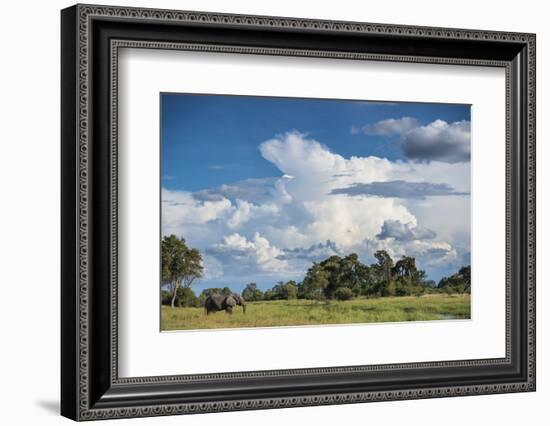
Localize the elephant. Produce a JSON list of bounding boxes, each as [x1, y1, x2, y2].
[[204, 293, 246, 315]]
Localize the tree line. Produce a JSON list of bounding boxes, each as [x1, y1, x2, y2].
[[161, 234, 471, 308], [241, 253, 470, 302]]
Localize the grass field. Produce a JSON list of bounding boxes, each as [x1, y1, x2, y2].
[[161, 294, 470, 331]]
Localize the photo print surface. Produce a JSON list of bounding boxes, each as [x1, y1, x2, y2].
[[160, 93, 471, 331]]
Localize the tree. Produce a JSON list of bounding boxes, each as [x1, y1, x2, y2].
[[393, 256, 417, 286], [373, 250, 395, 295], [264, 281, 298, 300], [358, 264, 379, 296], [161, 235, 203, 308], [437, 265, 471, 294], [374, 250, 394, 284], [306, 254, 367, 299], [281, 281, 298, 300], [242, 283, 263, 301], [458, 266, 471, 293], [316, 255, 343, 298], [301, 263, 329, 300], [338, 253, 368, 296], [263, 289, 277, 301]]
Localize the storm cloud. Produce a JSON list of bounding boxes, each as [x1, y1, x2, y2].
[[376, 220, 436, 241], [192, 177, 280, 203], [353, 117, 471, 163], [279, 240, 343, 261], [402, 119, 470, 163], [331, 180, 469, 200]]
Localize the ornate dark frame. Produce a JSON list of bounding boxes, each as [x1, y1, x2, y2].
[[61, 3, 536, 421]]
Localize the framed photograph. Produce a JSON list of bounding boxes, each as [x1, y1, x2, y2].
[[61, 4, 536, 421]]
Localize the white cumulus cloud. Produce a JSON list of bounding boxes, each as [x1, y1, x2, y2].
[[226, 199, 280, 229], [162, 188, 232, 236], [210, 232, 288, 273], [164, 131, 470, 285]]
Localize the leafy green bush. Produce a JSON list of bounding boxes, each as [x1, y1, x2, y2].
[[334, 287, 354, 301], [175, 287, 198, 307], [281, 282, 298, 300], [437, 265, 471, 294], [381, 280, 397, 297], [395, 282, 412, 296], [161, 290, 172, 306], [262, 290, 276, 301], [412, 286, 427, 297], [242, 283, 263, 301]]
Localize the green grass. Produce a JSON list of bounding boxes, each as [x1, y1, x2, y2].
[[161, 294, 470, 331]]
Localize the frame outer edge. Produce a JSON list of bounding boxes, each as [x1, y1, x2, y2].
[[61, 4, 80, 422], [76, 2, 91, 420], [66, 4, 536, 421], [527, 33, 536, 390]]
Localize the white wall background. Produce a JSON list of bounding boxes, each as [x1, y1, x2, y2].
[[0, 0, 546, 424]]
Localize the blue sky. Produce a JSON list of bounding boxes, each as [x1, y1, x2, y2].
[[161, 93, 471, 293], [162, 94, 470, 191]]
